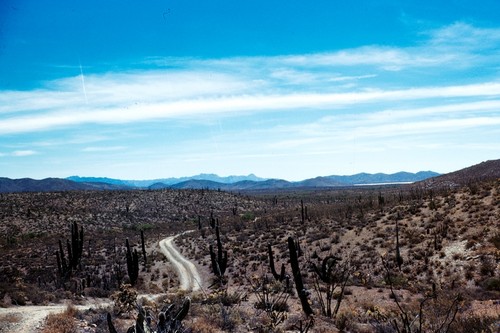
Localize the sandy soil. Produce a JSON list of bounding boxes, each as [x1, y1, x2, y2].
[[0, 300, 110, 333], [159, 230, 202, 292]]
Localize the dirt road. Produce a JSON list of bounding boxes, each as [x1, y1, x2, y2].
[[0, 301, 109, 333], [159, 231, 202, 291], [0, 231, 201, 332]]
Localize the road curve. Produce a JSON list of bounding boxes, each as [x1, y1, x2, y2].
[[0, 301, 110, 333], [0, 231, 201, 332], [159, 231, 201, 292]]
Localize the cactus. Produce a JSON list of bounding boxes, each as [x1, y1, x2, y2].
[[210, 211, 216, 229], [55, 250, 64, 278], [126, 238, 139, 286], [295, 239, 303, 257], [57, 239, 68, 278], [209, 225, 228, 279], [55, 221, 83, 279], [288, 236, 313, 316], [300, 199, 305, 224], [395, 216, 403, 271], [106, 313, 118, 333], [140, 230, 147, 266], [70, 221, 84, 270], [268, 243, 286, 281], [107, 297, 191, 333], [311, 255, 350, 317], [312, 256, 340, 284]]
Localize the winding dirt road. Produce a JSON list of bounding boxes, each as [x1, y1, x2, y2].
[[159, 230, 201, 291], [0, 231, 201, 332]]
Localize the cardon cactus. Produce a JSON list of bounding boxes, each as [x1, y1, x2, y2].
[[268, 243, 286, 281], [312, 256, 340, 284], [55, 221, 83, 279], [126, 238, 139, 286], [209, 225, 228, 279], [288, 237, 313, 316], [107, 297, 191, 333]]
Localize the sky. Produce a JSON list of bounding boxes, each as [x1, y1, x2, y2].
[[0, 0, 499, 181]]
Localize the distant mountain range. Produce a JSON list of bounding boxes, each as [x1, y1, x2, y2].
[[0, 171, 441, 193], [0, 177, 128, 193], [155, 171, 440, 191], [66, 173, 266, 188], [1, 160, 499, 193]]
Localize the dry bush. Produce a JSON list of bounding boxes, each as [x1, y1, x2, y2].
[[110, 283, 137, 314], [41, 304, 78, 333], [449, 313, 499, 333], [0, 313, 20, 324], [189, 317, 219, 333]]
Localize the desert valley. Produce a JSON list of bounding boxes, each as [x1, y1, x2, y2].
[[0, 160, 499, 333]]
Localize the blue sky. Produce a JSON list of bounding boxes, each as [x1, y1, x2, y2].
[[0, 1, 499, 181]]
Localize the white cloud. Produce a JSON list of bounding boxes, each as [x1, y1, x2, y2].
[[1, 80, 500, 135], [12, 150, 37, 156], [82, 146, 125, 152], [428, 22, 500, 50]]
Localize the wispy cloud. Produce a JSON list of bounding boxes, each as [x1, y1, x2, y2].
[[11, 150, 37, 157], [82, 146, 125, 152], [1, 81, 500, 135]]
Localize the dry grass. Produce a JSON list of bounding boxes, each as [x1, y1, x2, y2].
[[0, 312, 21, 323], [41, 304, 78, 333]]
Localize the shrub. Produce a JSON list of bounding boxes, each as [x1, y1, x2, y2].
[[450, 313, 499, 333], [481, 277, 500, 291], [110, 284, 137, 314], [489, 232, 500, 250], [41, 304, 78, 333]]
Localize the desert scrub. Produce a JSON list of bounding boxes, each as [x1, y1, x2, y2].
[[41, 304, 78, 333]]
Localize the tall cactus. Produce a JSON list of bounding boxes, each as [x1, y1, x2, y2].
[[209, 211, 216, 229], [268, 243, 286, 281], [209, 225, 228, 279], [126, 238, 139, 286], [70, 221, 84, 270], [57, 239, 68, 277], [140, 230, 147, 266], [301, 200, 305, 224], [395, 215, 403, 271], [55, 221, 83, 279], [288, 237, 313, 316]]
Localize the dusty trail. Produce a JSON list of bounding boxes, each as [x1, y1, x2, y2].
[[159, 230, 201, 291], [0, 231, 201, 332], [0, 301, 110, 333]]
